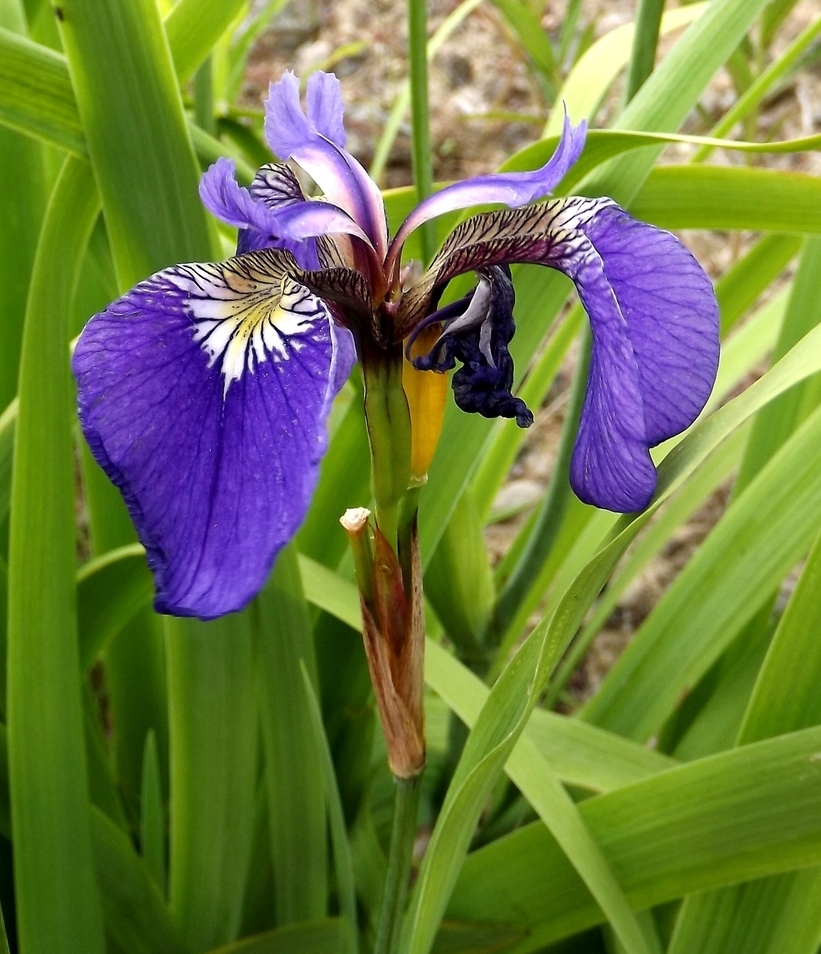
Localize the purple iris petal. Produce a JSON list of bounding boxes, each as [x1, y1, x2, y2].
[[200, 158, 311, 266], [388, 109, 586, 266], [73, 255, 354, 619], [200, 157, 372, 271], [404, 197, 718, 512], [566, 201, 720, 511], [249, 162, 308, 207], [267, 200, 374, 247], [235, 225, 317, 266], [200, 157, 283, 234], [264, 71, 388, 257], [305, 70, 347, 147]]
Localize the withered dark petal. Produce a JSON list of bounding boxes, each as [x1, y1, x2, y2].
[[412, 266, 534, 429]]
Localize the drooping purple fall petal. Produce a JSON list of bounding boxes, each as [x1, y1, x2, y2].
[[404, 197, 719, 511], [264, 71, 388, 257], [387, 110, 586, 270], [73, 252, 354, 619], [568, 201, 719, 510]]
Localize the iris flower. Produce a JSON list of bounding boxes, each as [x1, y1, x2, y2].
[[73, 71, 719, 621]]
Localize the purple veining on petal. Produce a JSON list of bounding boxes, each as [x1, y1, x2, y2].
[[264, 71, 388, 258], [387, 109, 586, 269], [73, 258, 352, 619], [563, 202, 719, 511], [248, 162, 307, 208]]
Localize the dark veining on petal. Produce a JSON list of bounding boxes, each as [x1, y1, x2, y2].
[[396, 198, 605, 336]]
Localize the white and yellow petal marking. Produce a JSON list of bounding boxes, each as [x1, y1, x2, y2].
[[168, 256, 329, 395]]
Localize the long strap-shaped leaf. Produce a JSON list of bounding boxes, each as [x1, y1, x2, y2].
[[253, 546, 328, 926], [543, 4, 706, 137], [0, 1, 45, 412], [7, 155, 104, 954], [301, 666, 358, 953], [633, 165, 821, 233], [0, 26, 83, 155], [57, 0, 216, 285], [91, 807, 187, 954], [581, 399, 821, 740], [55, 3, 259, 950], [166, 615, 258, 951], [0, 25, 256, 185], [164, 0, 247, 84], [667, 237, 821, 954], [589, 0, 772, 201], [448, 725, 821, 951]]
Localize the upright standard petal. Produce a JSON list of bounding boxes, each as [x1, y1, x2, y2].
[[200, 157, 284, 234], [73, 251, 354, 619], [264, 71, 388, 258], [402, 198, 719, 512], [199, 157, 372, 269], [387, 109, 586, 270], [305, 70, 347, 147]]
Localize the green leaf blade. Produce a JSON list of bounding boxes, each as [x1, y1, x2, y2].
[[7, 156, 105, 954]]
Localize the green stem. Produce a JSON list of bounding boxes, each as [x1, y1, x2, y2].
[[361, 341, 412, 547], [374, 775, 422, 954], [369, 0, 483, 186], [194, 56, 215, 136], [408, 0, 435, 264], [375, 502, 400, 553], [397, 486, 421, 589], [624, 0, 664, 104]]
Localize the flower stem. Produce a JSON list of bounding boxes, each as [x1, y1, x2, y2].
[[374, 775, 422, 954], [397, 486, 421, 587], [362, 342, 412, 534], [194, 56, 215, 136], [375, 502, 400, 554], [623, 0, 664, 105], [407, 0, 435, 264]]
